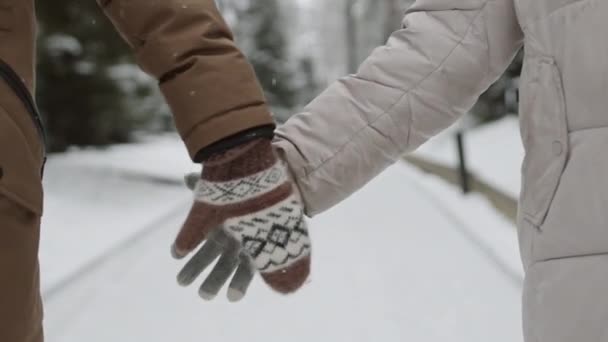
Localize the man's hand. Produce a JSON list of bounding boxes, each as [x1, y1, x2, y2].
[[172, 139, 311, 301]]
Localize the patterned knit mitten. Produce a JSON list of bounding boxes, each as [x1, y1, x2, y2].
[[172, 138, 311, 295]]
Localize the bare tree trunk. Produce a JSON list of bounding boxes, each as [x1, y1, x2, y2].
[[345, 0, 359, 74], [384, 0, 404, 39]]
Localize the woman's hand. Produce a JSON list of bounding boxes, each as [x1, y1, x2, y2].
[[173, 139, 311, 301]]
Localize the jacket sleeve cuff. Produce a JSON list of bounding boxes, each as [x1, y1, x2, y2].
[[272, 136, 318, 217], [182, 103, 275, 161], [194, 124, 275, 162]]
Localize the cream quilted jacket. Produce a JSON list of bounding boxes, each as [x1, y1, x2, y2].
[[274, 1, 608, 341]]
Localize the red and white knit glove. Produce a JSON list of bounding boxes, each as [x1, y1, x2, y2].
[[172, 138, 311, 299]]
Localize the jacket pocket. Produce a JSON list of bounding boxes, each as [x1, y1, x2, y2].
[[519, 56, 568, 229], [0, 57, 46, 216], [0, 105, 43, 215]]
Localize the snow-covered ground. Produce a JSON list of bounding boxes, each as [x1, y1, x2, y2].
[[414, 116, 524, 198], [40, 134, 197, 294], [40, 130, 524, 342]]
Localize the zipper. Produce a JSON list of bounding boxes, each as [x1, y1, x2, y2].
[[0, 58, 47, 177]]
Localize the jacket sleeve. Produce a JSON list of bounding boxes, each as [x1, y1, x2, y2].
[[273, 0, 524, 216], [96, 0, 274, 160]]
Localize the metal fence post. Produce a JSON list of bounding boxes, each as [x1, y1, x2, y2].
[[456, 131, 470, 194]]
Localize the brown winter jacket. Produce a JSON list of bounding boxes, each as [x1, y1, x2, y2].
[[0, 0, 275, 216], [97, 0, 275, 159], [0, 1, 273, 341]]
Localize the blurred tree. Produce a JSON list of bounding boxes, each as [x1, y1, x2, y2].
[[345, 0, 359, 74], [385, 0, 405, 39], [294, 57, 319, 107], [36, 2, 157, 152], [238, 0, 297, 111]]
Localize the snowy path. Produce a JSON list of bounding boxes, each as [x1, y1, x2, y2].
[[43, 163, 524, 342]]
